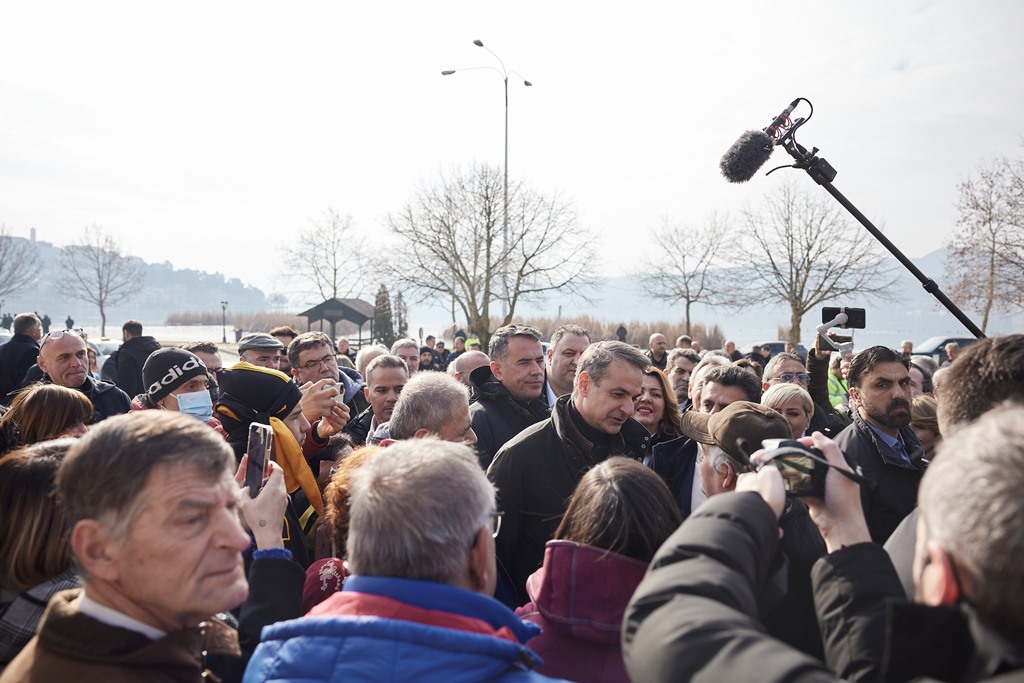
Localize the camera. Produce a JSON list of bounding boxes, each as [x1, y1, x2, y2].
[[760, 439, 827, 498]]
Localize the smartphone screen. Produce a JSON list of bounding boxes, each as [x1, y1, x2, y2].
[[244, 422, 273, 494]]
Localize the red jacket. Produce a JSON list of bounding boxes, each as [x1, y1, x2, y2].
[[515, 541, 648, 683]]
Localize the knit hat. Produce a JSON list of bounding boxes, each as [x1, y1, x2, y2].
[[680, 401, 790, 468], [237, 333, 284, 353], [143, 348, 208, 402]]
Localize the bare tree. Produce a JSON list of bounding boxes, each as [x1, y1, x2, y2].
[[738, 182, 895, 344], [947, 155, 1024, 333], [387, 163, 595, 348], [282, 208, 368, 338], [0, 225, 40, 298], [635, 214, 734, 336], [59, 225, 144, 336]]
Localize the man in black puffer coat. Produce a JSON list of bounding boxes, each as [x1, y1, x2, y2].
[[470, 324, 550, 469]]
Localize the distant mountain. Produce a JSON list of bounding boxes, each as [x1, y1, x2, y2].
[[407, 247, 1022, 348], [0, 235, 268, 327]]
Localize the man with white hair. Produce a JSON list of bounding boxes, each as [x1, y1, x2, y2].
[[244, 439, 557, 682]]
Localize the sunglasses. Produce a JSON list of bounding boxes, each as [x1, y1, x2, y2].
[[39, 328, 84, 352]]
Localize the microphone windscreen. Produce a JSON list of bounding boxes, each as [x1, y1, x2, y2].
[[719, 130, 774, 183]]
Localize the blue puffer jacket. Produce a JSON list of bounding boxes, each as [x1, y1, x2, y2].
[[244, 576, 564, 683]]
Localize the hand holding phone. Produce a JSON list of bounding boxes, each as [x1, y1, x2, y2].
[[244, 422, 274, 495]]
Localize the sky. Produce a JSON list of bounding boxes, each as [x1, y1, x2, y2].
[[2, 1, 1022, 317]]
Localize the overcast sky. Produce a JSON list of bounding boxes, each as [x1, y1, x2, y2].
[[2, 1, 1022, 310]]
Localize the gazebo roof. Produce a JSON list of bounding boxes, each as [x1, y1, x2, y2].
[[298, 298, 374, 327]]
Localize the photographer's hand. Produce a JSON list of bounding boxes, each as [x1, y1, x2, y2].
[[736, 466, 786, 521], [299, 379, 340, 425], [799, 432, 871, 552]]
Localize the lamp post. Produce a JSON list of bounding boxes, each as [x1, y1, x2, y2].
[[442, 39, 532, 321], [220, 301, 228, 344]]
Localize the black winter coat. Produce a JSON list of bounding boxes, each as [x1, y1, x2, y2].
[[624, 491, 1024, 683], [834, 409, 926, 543], [469, 365, 550, 469], [103, 336, 162, 399], [487, 395, 650, 604], [0, 333, 40, 400]]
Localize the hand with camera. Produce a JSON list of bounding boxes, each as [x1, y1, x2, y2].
[[299, 379, 349, 439], [793, 432, 870, 553], [736, 466, 786, 522]]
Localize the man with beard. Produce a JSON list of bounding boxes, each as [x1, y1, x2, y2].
[[833, 346, 925, 543]]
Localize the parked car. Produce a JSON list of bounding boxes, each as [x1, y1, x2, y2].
[[738, 340, 808, 361], [91, 339, 122, 375], [914, 336, 978, 365]]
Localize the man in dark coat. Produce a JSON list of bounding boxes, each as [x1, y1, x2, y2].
[[101, 320, 161, 399], [470, 324, 550, 469], [487, 341, 652, 603], [833, 346, 926, 543], [6, 329, 130, 423], [0, 313, 42, 399]]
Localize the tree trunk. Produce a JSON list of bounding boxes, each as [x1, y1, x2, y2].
[[790, 307, 802, 346], [685, 300, 692, 336], [100, 304, 107, 338]]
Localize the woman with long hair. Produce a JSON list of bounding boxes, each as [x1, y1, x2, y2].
[[638, 366, 702, 516], [0, 384, 91, 455], [0, 440, 79, 666], [516, 457, 682, 682]]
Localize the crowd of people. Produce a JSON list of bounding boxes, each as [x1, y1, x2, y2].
[[1, 309, 1023, 682]]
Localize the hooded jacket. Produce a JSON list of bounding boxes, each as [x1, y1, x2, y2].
[[515, 541, 647, 683]]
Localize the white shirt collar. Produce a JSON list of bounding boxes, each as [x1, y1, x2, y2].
[[78, 589, 167, 640]]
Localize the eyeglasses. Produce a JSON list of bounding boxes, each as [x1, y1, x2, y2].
[[772, 372, 810, 385], [299, 353, 338, 371], [470, 510, 504, 548], [490, 510, 503, 539], [39, 328, 84, 352]]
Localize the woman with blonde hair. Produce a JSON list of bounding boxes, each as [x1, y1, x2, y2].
[[911, 394, 942, 460], [761, 382, 814, 440]]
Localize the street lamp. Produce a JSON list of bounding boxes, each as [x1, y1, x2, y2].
[[220, 301, 229, 344], [442, 39, 532, 321]]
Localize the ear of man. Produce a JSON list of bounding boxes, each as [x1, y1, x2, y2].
[[919, 540, 962, 606], [71, 519, 123, 581], [467, 526, 493, 594]]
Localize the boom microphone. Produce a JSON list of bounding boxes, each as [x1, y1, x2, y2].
[[719, 99, 800, 183]]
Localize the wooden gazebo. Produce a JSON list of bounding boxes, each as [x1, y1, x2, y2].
[[298, 298, 375, 343]]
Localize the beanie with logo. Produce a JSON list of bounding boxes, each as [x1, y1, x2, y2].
[[143, 348, 209, 402]]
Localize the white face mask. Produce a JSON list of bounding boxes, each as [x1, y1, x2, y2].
[[176, 389, 214, 423]]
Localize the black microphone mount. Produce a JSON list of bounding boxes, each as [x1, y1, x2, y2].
[[760, 99, 984, 339]]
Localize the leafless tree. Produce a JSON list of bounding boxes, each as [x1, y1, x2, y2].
[[947, 155, 1024, 333], [0, 225, 40, 299], [387, 163, 595, 348], [738, 181, 895, 344], [282, 208, 368, 338], [635, 214, 734, 336], [58, 225, 143, 336]]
